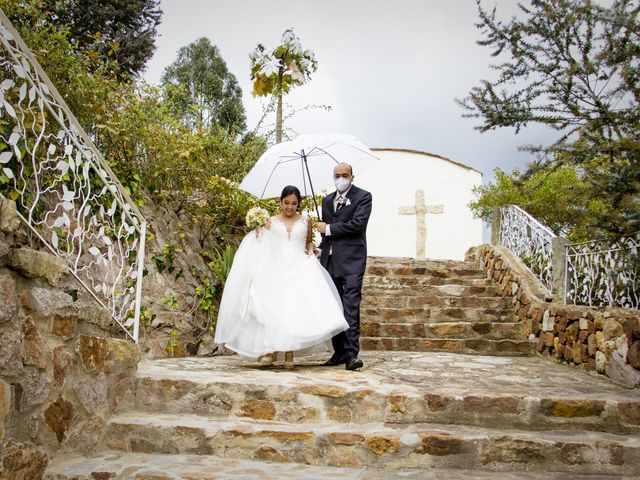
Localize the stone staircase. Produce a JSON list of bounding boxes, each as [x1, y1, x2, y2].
[[46, 352, 640, 479], [44, 256, 640, 479], [361, 257, 535, 356]]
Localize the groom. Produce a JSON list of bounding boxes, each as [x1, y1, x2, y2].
[[316, 162, 372, 370]]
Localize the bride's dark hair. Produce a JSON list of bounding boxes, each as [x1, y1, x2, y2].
[[280, 185, 302, 206]]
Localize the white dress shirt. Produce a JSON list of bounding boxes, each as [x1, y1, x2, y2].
[[326, 185, 352, 237]]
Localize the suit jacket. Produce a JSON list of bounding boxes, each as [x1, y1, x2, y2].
[[319, 185, 372, 278]]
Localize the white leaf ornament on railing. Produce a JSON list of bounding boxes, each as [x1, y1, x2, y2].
[[0, 9, 147, 341]]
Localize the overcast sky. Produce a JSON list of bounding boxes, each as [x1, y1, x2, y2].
[[144, 0, 556, 182]]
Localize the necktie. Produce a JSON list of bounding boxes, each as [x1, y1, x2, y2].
[[337, 195, 345, 210]]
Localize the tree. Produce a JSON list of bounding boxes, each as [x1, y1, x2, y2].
[[42, 0, 162, 78], [0, 0, 131, 131], [470, 165, 607, 241], [459, 0, 640, 236], [250, 29, 317, 143], [1, 0, 271, 348], [161, 37, 246, 135]]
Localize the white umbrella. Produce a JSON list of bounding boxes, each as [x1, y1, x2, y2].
[[239, 133, 379, 216]]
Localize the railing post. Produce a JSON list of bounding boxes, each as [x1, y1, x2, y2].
[[491, 207, 501, 245], [552, 236, 568, 303]]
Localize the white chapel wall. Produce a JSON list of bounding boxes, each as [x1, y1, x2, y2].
[[355, 149, 483, 261]]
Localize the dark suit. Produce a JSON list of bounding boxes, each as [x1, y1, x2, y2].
[[319, 185, 372, 358]]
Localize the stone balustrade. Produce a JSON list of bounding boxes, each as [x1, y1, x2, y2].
[[468, 245, 640, 388], [0, 199, 140, 478]]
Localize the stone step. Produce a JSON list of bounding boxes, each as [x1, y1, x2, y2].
[[361, 306, 516, 323], [366, 257, 480, 272], [362, 278, 497, 297], [361, 294, 511, 309], [134, 354, 640, 435], [104, 413, 640, 475], [363, 276, 492, 288], [44, 450, 363, 480], [368, 255, 472, 263], [361, 322, 528, 340], [44, 451, 630, 479], [361, 337, 537, 356], [366, 264, 485, 279]]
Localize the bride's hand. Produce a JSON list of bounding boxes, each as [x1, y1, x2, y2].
[[306, 241, 315, 256]]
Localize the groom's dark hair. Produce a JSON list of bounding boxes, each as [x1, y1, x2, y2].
[[280, 185, 302, 206]]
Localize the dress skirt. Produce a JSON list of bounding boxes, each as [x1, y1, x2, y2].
[[214, 228, 348, 358]]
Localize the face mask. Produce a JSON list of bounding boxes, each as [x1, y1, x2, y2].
[[335, 177, 351, 193]]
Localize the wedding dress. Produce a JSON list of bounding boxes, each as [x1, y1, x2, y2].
[[214, 216, 348, 358]]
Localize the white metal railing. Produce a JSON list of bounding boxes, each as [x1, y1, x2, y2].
[[565, 236, 639, 309], [499, 205, 556, 292], [0, 9, 145, 341]]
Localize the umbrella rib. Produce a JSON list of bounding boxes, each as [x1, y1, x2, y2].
[[308, 146, 340, 164], [305, 145, 378, 163], [260, 157, 292, 199], [276, 156, 302, 163]]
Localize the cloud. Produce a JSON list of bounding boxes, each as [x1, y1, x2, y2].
[[145, 0, 556, 180]]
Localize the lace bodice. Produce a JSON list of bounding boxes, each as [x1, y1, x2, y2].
[[270, 216, 309, 253]]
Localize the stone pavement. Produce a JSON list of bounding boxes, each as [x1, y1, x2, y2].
[[45, 451, 636, 479], [46, 351, 640, 478], [133, 351, 640, 432]]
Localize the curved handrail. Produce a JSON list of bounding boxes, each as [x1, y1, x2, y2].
[[0, 9, 146, 341], [499, 205, 556, 293]]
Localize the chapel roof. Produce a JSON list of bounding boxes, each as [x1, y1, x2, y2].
[[371, 148, 483, 176]]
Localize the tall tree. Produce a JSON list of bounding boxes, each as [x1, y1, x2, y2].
[[0, 0, 130, 130], [459, 0, 640, 236], [45, 0, 162, 77], [470, 164, 606, 240], [161, 37, 246, 135], [250, 29, 317, 143]]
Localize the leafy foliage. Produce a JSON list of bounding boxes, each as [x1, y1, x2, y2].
[[209, 245, 236, 286], [165, 329, 180, 356], [250, 29, 318, 143], [1, 0, 129, 130], [1, 2, 322, 350], [151, 243, 179, 274], [460, 0, 640, 236], [162, 37, 246, 135], [470, 165, 607, 241], [44, 0, 161, 78], [208, 244, 236, 287], [460, 0, 638, 142]]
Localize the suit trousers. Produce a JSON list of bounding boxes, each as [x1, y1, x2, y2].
[[326, 255, 364, 357]]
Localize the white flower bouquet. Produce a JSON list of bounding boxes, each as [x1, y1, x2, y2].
[[245, 206, 270, 230]]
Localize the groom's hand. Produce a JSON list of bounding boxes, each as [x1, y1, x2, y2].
[[316, 222, 327, 234]]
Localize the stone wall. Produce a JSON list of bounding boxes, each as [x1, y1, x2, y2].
[[0, 199, 140, 478], [133, 197, 223, 359], [468, 245, 640, 388]]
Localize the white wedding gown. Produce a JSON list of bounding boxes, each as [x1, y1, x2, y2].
[[214, 216, 348, 359]]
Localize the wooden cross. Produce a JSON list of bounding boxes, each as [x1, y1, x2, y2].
[[398, 189, 444, 258]]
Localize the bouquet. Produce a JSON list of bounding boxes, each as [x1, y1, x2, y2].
[[245, 206, 270, 230]]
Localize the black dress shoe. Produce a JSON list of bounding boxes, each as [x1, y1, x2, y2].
[[345, 356, 364, 370], [323, 353, 346, 366]]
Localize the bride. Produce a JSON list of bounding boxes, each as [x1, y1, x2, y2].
[[214, 185, 348, 368]]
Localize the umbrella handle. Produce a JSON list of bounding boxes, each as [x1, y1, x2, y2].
[[302, 152, 322, 221]]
